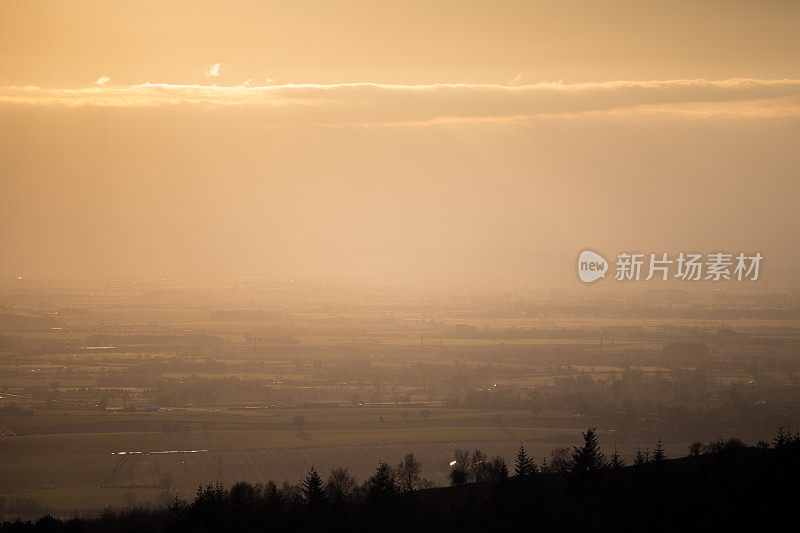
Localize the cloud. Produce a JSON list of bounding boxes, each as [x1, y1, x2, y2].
[[205, 63, 221, 77], [96, 76, 110, 86], [1, 78, 799, 124]]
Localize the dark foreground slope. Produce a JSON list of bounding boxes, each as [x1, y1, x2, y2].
[[4, 437, 799, 533]]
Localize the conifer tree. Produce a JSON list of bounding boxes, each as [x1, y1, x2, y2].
[[514, 444, 537, 477], [652, 438, 667, 463], [300, 466, 324, 508], [570, 427, 606, 473], [633, 448, 646, 467], [365, 461, 397, 500], [610, 447, 625, 470]]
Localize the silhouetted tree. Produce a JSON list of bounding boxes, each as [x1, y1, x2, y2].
[[449, 448, 470, 485], [168, 493, 187, 514], [773, 426, 792, 449], [689, 441, 703, 457], [300, 466, 324, 508], [364, 461, 397, 501], [33, 516, 60, 531], [487, 456, 509, 480], [610, 447, 625, 470], [229, 480, 257, 529], [230, 481, 256, 508], [396, 453, 421, 492], [570, 427, 605, 473], [549, 447, 571, 473], [703, 437, 745, 455], [652, 437, 667, 463], [514, 444, 537, 477], [192, 481, 228, 529], [281, 481, 301, 505], [472, 449, 489, 482], [634, 448, 646, 467], [325, 467, 359, 505], [261, 480, 282, 506]]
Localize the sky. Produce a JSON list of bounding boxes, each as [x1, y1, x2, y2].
[[1, 1, 799, 288]]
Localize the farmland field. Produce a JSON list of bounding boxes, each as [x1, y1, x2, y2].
[[0, 406, 587, 511], [1, 279, 799, 517]]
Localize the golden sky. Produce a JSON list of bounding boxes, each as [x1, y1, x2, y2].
[[1, 1, 799, 286]]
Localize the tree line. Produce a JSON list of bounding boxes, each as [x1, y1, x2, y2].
[[3, 427, 799, 532]]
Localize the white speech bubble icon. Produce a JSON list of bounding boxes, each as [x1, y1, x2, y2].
[[578, 250, 608, 283]]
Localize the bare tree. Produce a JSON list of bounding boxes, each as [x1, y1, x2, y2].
[[472, 449, 489, 482], [325, 467, 359, 505], [396, 453, 422, 492], [449, 448, 470, 485], [549, 447, 572, 473]]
